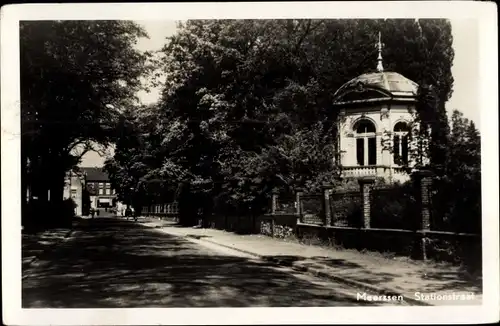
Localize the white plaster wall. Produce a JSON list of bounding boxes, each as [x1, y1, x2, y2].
[[340, 106, 384, 167], [90, 196, 98, 209], [338, 102, 416, 181], [63, 174, 84, 216], [392, 171, 411, 183]]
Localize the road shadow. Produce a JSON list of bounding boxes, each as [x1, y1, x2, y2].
[[186, 234, 213, 240], [266, 254, 482, 296], [267, 255, 397, 284], [22, 218, 387, 308], [420, 270, 482, 294], [134, 218, 482, 297]]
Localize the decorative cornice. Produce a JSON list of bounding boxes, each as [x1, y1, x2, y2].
[[333, 96, 417, 106]]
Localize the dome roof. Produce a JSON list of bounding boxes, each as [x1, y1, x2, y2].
[[333, 71, 418, 104]]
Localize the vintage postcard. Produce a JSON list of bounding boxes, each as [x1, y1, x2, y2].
[[1, 1, 498, 325]]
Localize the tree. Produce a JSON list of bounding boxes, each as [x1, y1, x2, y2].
[[425, 110, 481, 233], [104, 104, 164, 213], [21, 20, 151, 226], [443, 110, 481, 233], [406, 19, 454, 174], [110, 19, 455, 225]]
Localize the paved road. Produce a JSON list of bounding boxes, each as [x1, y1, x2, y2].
[[22, 218, 405, 307]]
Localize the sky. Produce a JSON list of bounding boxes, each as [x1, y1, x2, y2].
[[80, 19, 480, 167]]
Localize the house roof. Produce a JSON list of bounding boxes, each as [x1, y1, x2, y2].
[[333, 72, 418, 105], [80, 167, 109, 182]]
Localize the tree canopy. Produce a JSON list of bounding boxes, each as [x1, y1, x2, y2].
[[21, 20, 152, 226], [433, 110, 481, 233], [106, 19, 457, 225]]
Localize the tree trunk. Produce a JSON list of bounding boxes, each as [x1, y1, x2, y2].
[[21, 149, 29, 228], [48, 165, 70, 226], [178, 183, 198, 227], [25, 162, 50, 230]]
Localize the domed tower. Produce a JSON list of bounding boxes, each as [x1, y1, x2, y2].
[[332, 33, 419, 183]]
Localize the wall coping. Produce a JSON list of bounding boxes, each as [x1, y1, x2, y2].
[[296, 223, 481, 238], [358, 176, 377, 184], [411, 169, 434, 177], [331, 190, 360, 195], [264, 213, 298, 217]]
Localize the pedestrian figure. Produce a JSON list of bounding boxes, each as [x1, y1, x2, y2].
[[131, 207, 138, 221], [90, 208, 95, 219]]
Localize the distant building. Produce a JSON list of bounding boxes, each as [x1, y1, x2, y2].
[[80, 167, 117, 209], [63, 170, 86, 216]]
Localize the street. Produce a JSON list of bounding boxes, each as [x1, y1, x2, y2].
[[22, 217, 401, 307]]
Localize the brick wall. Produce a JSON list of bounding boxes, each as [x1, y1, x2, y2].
[[295, 223, 481, 264]]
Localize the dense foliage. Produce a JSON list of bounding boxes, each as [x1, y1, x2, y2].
[[431, 110, 481, 233], [106, 19, 458, 226], [21, 21, 151, 227], [20, 18, 480, 235], [372, 109, 481, 233]]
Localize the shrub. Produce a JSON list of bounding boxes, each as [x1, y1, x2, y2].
[[62, 198, 77, 217], [370, 182, 419, 230], [330, 191, 363, 227]]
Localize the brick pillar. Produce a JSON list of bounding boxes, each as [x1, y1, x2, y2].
[[412, 170, 433, 260], [358, 177, 376, 229], [296, 188, 303, 224], [270, 189, 279, 237], [417, 171, 433, 231], [271, 188, 279, 215], [322, 183, 333, 226]]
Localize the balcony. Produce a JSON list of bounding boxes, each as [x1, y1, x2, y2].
[[341, 165, 378, 178], [341, 165, 411, 182]]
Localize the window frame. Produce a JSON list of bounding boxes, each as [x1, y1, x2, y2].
[[354, 119, 377, 166], [393, 122, 410, 166]]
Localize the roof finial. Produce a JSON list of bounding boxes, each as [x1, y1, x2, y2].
[[376, 31, 384, 72]]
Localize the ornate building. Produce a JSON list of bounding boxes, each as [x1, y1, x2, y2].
[[333, 33, 419, 183]]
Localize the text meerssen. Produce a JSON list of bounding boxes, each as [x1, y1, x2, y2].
[[357, 292, 404, 302]]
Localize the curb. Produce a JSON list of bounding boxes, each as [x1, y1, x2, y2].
[[22, 228, 75, 273], [150, 225, 433, 306], [197, 237, 432, 306]]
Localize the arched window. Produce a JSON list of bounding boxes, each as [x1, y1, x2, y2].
[[355, 120, 377, 166], [393, 122, 409, 165]]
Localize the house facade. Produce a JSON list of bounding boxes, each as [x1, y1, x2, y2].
[[333, 34, 420, 183], [80, 167, 117, 209], [63, 170, 86, 216]]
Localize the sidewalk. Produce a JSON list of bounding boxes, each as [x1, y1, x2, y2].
[[140, 217, 482, 306]]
